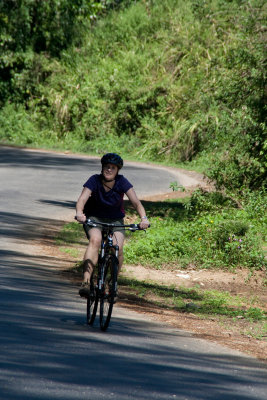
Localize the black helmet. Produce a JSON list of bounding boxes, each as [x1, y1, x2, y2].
[[101, 153, 123, 169]]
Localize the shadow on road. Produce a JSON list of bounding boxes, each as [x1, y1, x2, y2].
[[0, 146, 146, 173], [0, 146, 98, 170], [0, 211, 65, 242], [0, 218, 266, 400], [38, 199, 76, 209]]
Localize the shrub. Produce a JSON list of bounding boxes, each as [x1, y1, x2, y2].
[[124, 207, 265, 270], [213, 221, 249, 250], [186, 189, 238, 214]]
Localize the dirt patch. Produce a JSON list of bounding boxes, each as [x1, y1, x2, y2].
[[122, 264, 267, 304]]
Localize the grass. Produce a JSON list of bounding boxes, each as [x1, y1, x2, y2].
[[59, 247, 79, 258], [55, 222, 87, 259], [118, 276, 266, 323], [56, 222, 86, 245]]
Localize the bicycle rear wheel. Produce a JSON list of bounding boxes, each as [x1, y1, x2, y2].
[[87, 273, 98, 325], [100, 255, 118, 331]]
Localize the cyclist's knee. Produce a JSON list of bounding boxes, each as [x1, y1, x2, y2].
[[88, 230, 102, 248], [89, 236, 101, 248]]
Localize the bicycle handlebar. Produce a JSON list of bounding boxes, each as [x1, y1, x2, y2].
[[85, 218, 150, 231]]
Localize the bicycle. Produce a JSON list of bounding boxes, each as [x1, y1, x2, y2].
[[83, 218, 148, 331]]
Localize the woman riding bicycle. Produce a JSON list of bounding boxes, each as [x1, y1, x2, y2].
[[75, 153, 150, 298]]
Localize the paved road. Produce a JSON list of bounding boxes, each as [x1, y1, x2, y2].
[[0, 146, 266, 400]]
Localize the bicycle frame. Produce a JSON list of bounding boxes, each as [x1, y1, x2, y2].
[[97, 229, 119, 297], [100, 227, 119, 259]]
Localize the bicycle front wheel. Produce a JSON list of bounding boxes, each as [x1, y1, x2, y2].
[[100, 255, 118, 331], [87, 272, 98, 325]]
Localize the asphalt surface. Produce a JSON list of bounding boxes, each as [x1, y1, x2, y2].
[[0, 146, 266, 400]]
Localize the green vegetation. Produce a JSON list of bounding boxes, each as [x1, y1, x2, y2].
[[123, 189, 266, 270], [0, 0, 111, 103], [56, 221, 84, 245], [0, 0, 266, 191]]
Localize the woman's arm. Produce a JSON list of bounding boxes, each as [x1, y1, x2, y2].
[[76, 187, 92, 222], [126, 187, 150, 229]]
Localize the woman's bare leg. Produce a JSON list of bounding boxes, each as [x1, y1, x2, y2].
[[82, 228, 102, 282], [113, 231, 125, 274]]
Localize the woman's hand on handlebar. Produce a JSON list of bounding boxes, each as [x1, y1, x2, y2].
[[75, 212, 86, 223], [139, 218, 150, 230]]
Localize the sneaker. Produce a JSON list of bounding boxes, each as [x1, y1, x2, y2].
[[79, 282, 90, 298]]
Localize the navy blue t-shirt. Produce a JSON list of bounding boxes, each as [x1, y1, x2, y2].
[[83, 174, 133, 219]]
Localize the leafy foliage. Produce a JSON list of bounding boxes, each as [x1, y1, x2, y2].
[[185, 189, 238, 214], [0, 0, 123, 104], [0, 0, 266, 190], [124, 190, 266, 270]]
